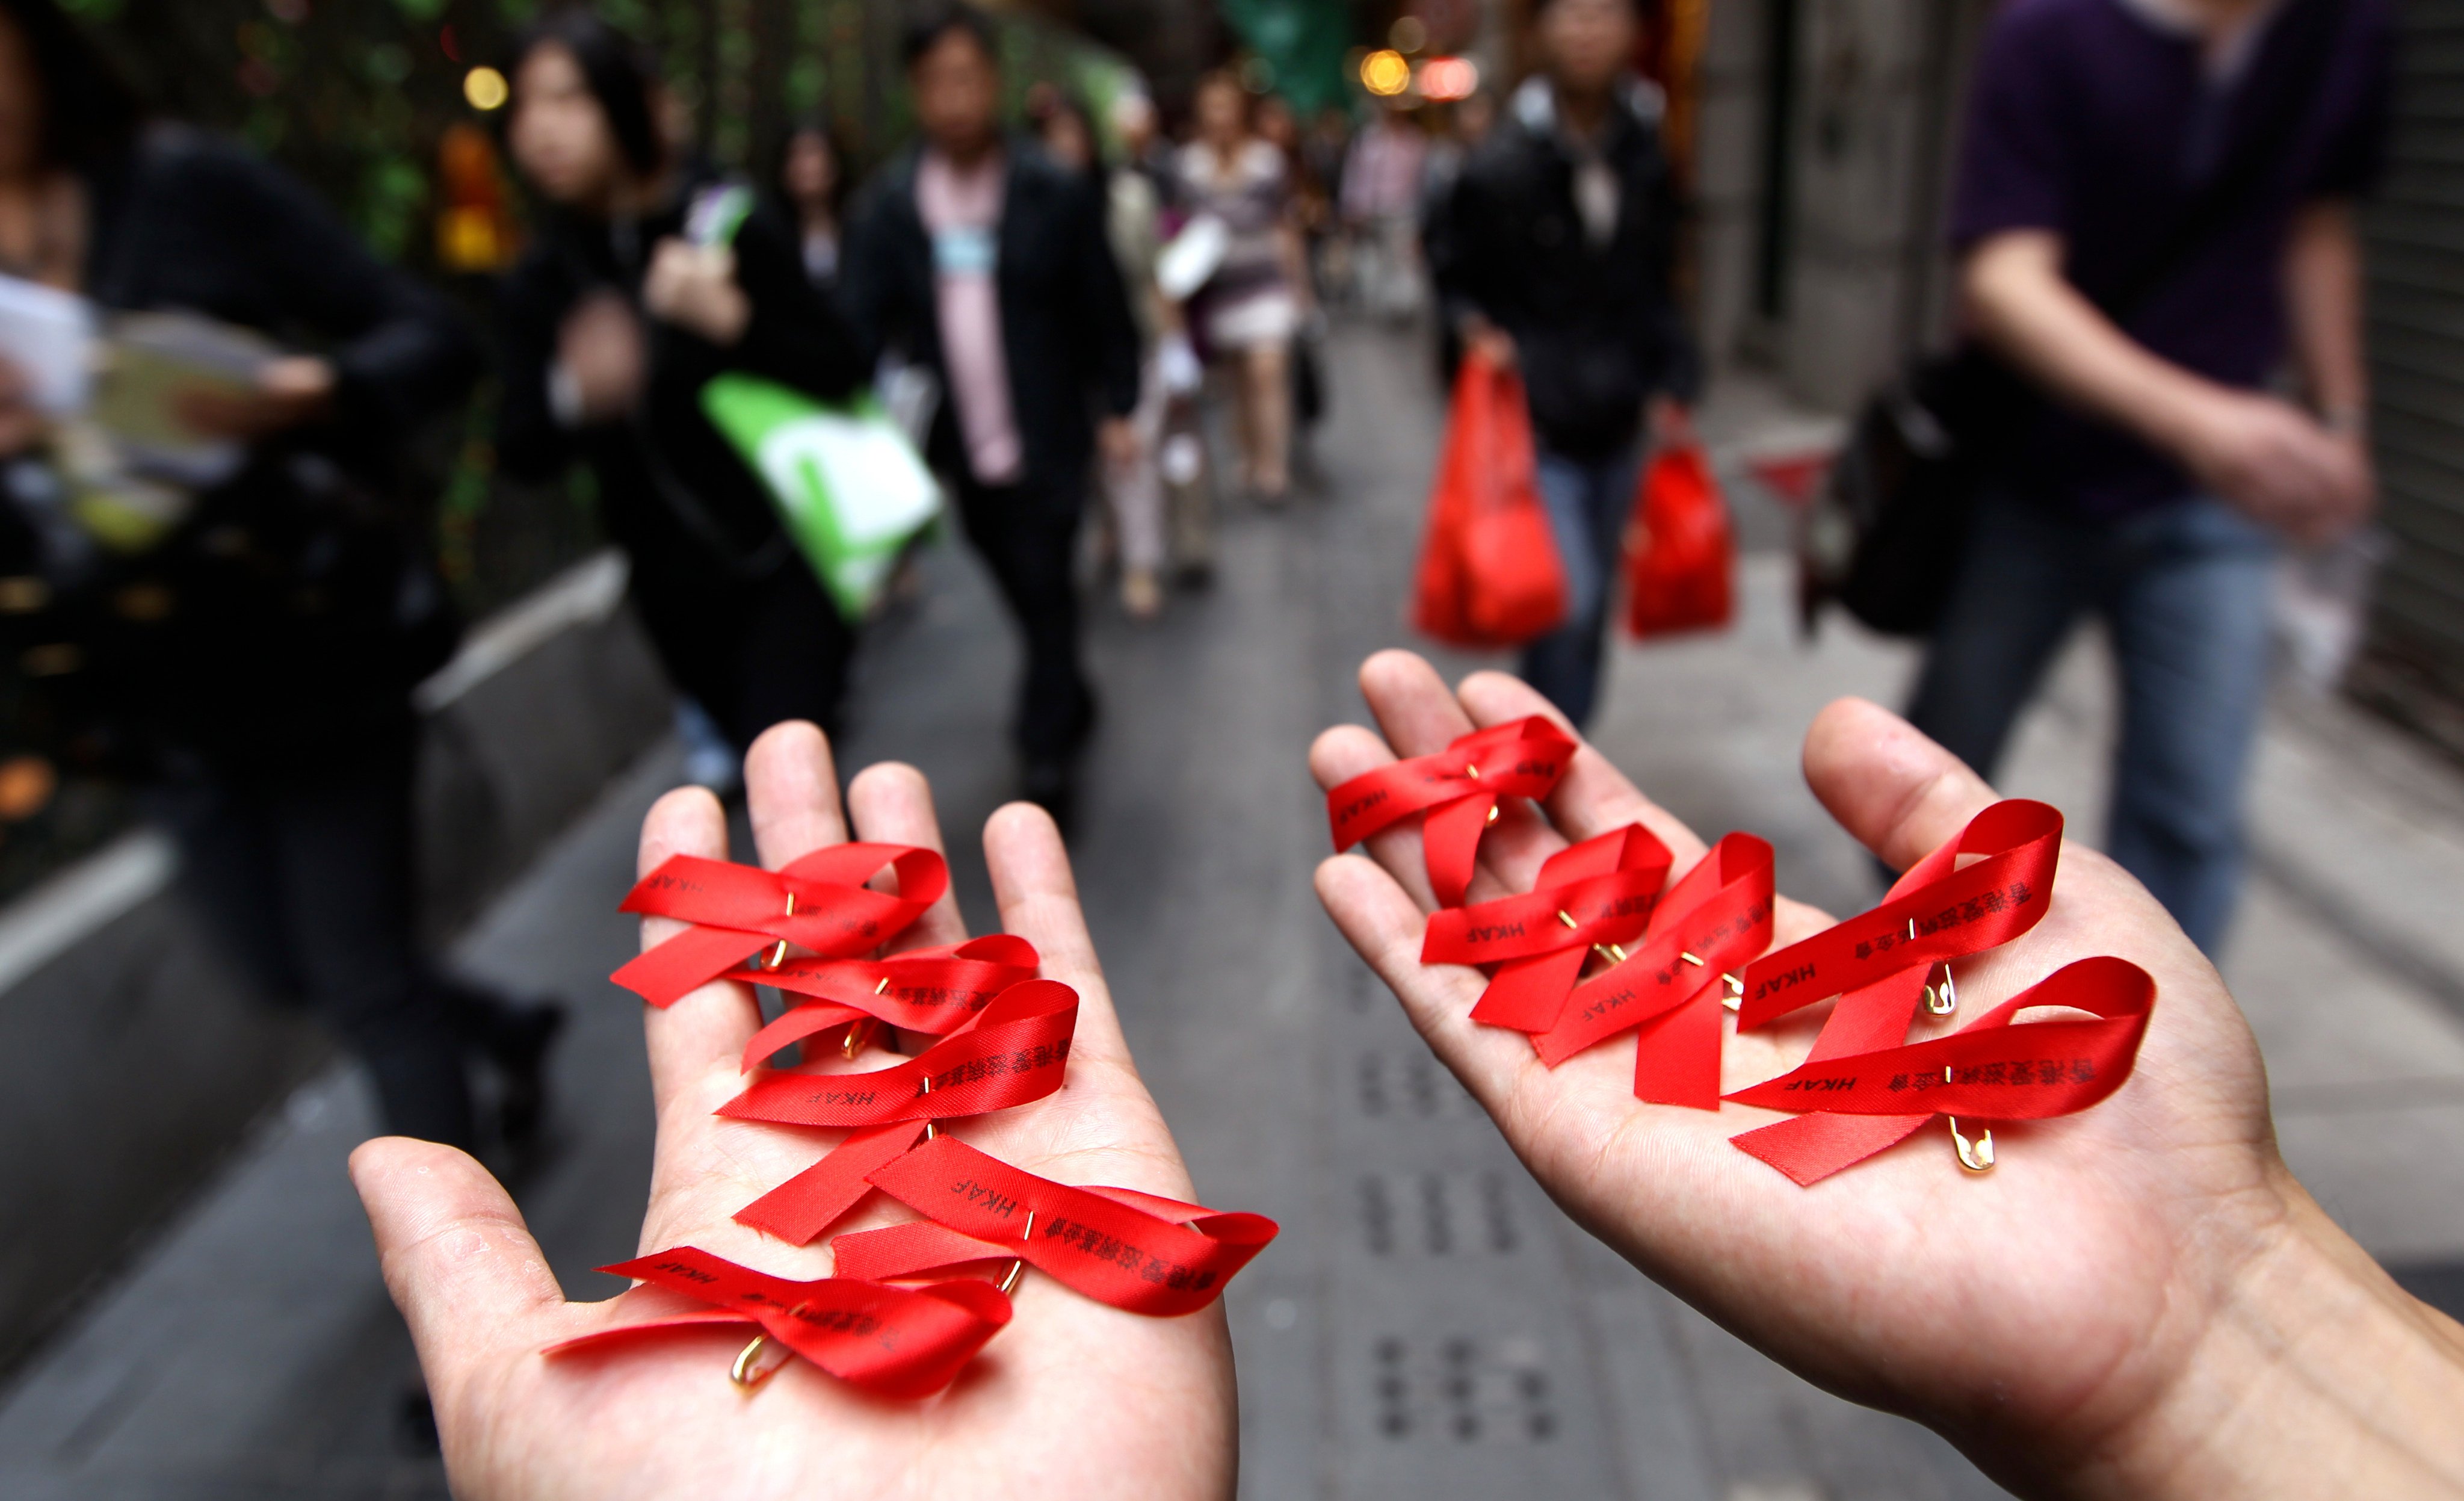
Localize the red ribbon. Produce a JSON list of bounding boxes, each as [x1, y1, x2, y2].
[[1422, 823, 1671, 1031], [733, 935, 1043, 1071], [611, 844, 949, 1009], [1531, 832, 1776, 1108], [543, 1246, 1011, 1399], [1724, 800, 2081, 1183], [718, 979, 1076, 1130], [1326, 716, 1577, 908], [734, 1121, 930, 1246], [832, 1136, 1280, 1317]]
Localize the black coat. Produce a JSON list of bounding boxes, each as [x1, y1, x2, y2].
[[1434, 82, 1700, 459], [839, 142, 1140, 496], [0, 126, 482, 769]]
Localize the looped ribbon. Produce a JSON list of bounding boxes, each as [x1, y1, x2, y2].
[[1724, 800, 2102, 1183], [1531, 832, 1776, 1107], [733, 935, 1043, 1071], [1326, 716, 1577, 908], [720, 979, 1078, 1245], [1420, 823, 1671, 1029], [543, 1246, 1010, 1399], [827, 1136, 1281, 1317], [611, 843, 949, 1009]]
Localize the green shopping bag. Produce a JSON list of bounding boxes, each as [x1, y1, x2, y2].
[[688, 184, 940, 622]]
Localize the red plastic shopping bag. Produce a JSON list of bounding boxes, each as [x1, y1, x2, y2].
[[1412, 354, 1567, 648], [1624, 445, 1734, 638]]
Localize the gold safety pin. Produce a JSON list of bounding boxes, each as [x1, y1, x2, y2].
[[1945, 1064, 1993, 1172], [1927, 963, 1959, 1017], [1721, 971, 1743, 1012], [762, 891, 798, 970], [997, 1209, 1036, 1296]]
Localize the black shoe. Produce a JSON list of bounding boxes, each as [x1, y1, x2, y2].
[[491, 1000, 565, 1148], [1019, 757, 1076, 833]]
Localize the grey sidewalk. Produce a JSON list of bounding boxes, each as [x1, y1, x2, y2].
[[4, 326, 2460, 1499]]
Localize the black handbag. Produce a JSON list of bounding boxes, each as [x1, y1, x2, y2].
[[1800, 0, 2344, 639]]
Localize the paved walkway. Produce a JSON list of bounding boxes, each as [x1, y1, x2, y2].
[[5, 324, 2462, 1499]]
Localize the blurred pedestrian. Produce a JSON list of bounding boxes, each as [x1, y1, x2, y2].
[[768, 115, 855, 308], [1341, 105, 1428, 321], [0, 0, 557, 1153], [1422, 91, 1496, 383], [1431, 0, 1699, 728], [496, 10, 871, 772], [1177, 71, 1307, 506], [841, 2, 1140, 820], [1909, 0, 2391, 952]]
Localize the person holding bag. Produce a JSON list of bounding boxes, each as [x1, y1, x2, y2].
[[1430, 0, 1699, 730], [496, 9, 871, 754], [1904, 0, 2389, 953]]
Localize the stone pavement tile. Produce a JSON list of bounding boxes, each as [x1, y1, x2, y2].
[[2224, 882, 2464, 1092], [2274, 1102, 2464, 1262]]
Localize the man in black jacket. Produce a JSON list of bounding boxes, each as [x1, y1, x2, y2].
[[840, 2, 1140, 822], [1433, 0, 1700, 729]]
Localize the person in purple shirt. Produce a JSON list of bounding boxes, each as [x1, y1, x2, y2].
[[1907, 0, 2391, 952]]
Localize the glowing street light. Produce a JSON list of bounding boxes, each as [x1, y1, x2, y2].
[[463, 65, 510, 111], [1360, 48, 1412, 97], [1419, 55, 1478, 101]]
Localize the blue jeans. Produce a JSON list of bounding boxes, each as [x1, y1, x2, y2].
[[1907, 488, 2279, 953], [1518, 442, 1643, 729]]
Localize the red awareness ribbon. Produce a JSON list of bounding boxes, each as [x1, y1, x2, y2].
[[733, 935, 1043, 1071], [611, 843, 948, 1009], [1420, 823, 1670, 1032], [1326, 716, 1577, 908], [1724, 800, 2067, 1183], [1531, 832, 1776, 1109], [723, 979, 1076, 1245], [1724, 956, 2154, 1121], [542, 1246, 1011, 1399], [829, 1136, 1279, 1317]]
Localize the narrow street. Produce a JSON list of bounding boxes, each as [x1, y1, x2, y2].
[[5, 321, 2461, 1500]]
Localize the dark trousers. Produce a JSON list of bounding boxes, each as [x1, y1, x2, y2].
[[956, 466, 1093, 763], [1519, 439, 1644, 730], [1907, 487, 2278, 953], [628, 547, 858, 752], [151, 728, 519, 1150]]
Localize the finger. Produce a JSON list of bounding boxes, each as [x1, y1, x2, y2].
[[638, 784, 759, 1113], [1309, 722, 1441, 911], [1799, 698, 1999, 871], [350, 1137, 564, 1399], [981, 801, 1138, 1086], [1357, 649, 1477, 756], [745, 720, 848, 870], [846, 761, 970, 950], [1453, 669, 1711, 867]]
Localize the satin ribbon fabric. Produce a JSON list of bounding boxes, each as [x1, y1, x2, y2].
[[544, 1246, 1011, 1399], [733, 935, 1043, 1072], [830, 1136, 1280, 1317], [1533, 832, 1776, 1109], [1326, 716, 1577, 908], [1423, 823, 1672, 1032], [613, 844, 950, 1009], [720, 979, 1078, 1130]]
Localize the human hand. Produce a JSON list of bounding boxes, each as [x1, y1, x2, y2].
[[1647, 394, 1696, 450], [350, 722, 1237, 1501], [1311, 651, 2464, 1499], [555, 290, 648, 424], [1098, 416, 1141, 472], [643, 237, 750, 346], [2178, 388, 2373, 545], [0, 357, 42, 457], [1462, 315, 1515, 373], [174, 356, 335, 443]]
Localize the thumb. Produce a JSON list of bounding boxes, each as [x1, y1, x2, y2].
[[1801, 697, 2001, 872], [350, 1137, 566, 1391]]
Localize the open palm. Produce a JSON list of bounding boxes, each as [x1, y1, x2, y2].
[[1309, 651, 2379, 1494], [350, 722, 1235, 1500]]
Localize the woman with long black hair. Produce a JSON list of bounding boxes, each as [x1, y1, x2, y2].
[[495, 10, 870, 757], [0, 0, 557, 1152]]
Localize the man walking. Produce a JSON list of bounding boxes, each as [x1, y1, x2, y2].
[[1431, 0, 1699, 730], [842, 2, 1140, 821], [1910, 0, 2389, 952]]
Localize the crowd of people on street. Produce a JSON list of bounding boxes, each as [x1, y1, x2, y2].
[[0, 0, 2443, 1491]]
